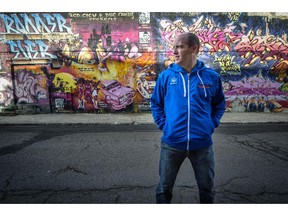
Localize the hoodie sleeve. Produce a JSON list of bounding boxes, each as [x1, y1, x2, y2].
[[211, 76, 226, 128], [150, 73, 166, 130]]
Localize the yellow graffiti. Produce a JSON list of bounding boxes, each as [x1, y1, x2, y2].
[[227, 12, 241, 22], [52, 73, 76, 92], [214, 54, 241, 75]]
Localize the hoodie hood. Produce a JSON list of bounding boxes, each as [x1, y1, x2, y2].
[[168, 60, 206, 74]]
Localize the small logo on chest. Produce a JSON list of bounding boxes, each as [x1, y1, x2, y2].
[[170, 77, 178, 85]]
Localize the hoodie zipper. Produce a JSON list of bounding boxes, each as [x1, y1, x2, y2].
[[179, 72, 190, 151], [187, 73, 190, 151]]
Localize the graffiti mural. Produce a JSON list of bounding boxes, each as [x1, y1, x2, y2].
[[0, 12, 156, 113], [0, 12, 288, 114], [14, 67, 48, 104], [153, 12, 288, 112]]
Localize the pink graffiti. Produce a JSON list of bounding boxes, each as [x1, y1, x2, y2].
[[159, 17, 243, 54], [160, 19, 189, 46], [199, 29, 227, 53], [15, 70, 47, 103], [197, 23, 242, 54], [234, 33, 288, 67], [225, 72, 287, 100], [224, 72, 288, 112]]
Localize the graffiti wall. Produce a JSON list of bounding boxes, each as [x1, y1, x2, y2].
[[0, 12, 288, 114]]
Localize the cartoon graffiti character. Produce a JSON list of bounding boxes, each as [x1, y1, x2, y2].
[[123, 38, 142, 59], [62, 39, 72, 57], [84, 81, 93, 105], [76, 79, 85, 109], [109, 40, 125, 62], [247, 97, 258, 112], [96, 39, 109, 73], [78, 47, 95, 64], [267, 99, 284, 112], [92, 81, 100, 109], [231, 98, 246, 112], [258, 96, 267, 112]]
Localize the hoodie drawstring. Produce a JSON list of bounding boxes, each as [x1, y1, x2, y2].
[[179, 72, 186, 97], [179, 71, 207, 98], [197, 71, 207, 97]]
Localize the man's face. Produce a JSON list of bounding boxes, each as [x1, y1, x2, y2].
[[173, 35, 196, 66]]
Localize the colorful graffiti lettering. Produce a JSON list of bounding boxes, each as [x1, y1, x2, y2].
[[0, 13, 73, 60], [224, 72, 288, 112], [234, 32, 288, 68], [156, 13, 288, 112], [14, 68, 48, 104], [7, 40, 56, 59], [0, 13, 71, 34], [0, 12, 288, 114], [214, 54, 241, 75]]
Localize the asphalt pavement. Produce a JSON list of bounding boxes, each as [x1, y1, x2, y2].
[[0, 112, 288, 125]]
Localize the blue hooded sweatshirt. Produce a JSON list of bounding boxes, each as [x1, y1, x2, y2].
[[151, 60, 226, 151]]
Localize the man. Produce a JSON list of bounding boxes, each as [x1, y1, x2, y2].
[[151, 32, 226, 203]]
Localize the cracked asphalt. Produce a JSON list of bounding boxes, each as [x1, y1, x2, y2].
[[0, 123, 287, 204]]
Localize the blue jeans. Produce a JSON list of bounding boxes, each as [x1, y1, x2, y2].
[[156, 142, 215, 204]]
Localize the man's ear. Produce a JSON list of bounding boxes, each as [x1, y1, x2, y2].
[[192, 45, 199, 53]]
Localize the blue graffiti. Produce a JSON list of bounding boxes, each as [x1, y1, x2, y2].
[[7, 40, 57, 59], [0, 13, 71, 34]]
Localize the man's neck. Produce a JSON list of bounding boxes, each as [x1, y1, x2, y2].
[[181, 59, 197, 73]]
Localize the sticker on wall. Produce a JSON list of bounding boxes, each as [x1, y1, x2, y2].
[[139, 32, 151, 44], [139, 12, 150, 25]]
